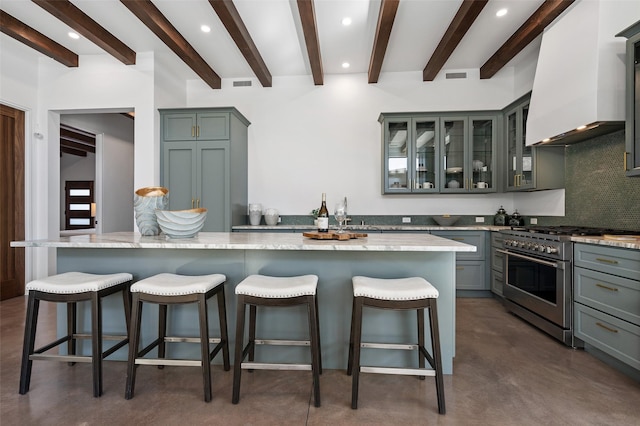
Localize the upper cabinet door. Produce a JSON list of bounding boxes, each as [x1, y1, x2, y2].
[[619, 22, 640, 176], [470, 117, 497, 192], [197, 112, 230, 140], [441, 117, 467, 192], [383, 117, 411, 193], [163, 113, 197, 141], [414, 118, 439, 192]]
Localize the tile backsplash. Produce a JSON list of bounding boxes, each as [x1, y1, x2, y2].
[[546, 130, 639, 231]]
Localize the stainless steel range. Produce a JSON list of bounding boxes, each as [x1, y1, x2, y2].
[[498, 226, 631, 347]]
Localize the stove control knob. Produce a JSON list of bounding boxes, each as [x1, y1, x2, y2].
[[519, 242, 525, 248], [539, 245, 546, 252], [546, 246, 558, 254], [530, 243, 537, 251]]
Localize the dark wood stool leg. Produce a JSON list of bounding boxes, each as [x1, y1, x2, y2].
[[216, 286, 230, 371], [67, 302, 77, 365], [417, 308, 426, 380], [19, 294, 40, 394], [307, 295, 321, 407], [232, 295, 247, 404], [198, 294, 212, 402], [121, 285, 132, 341], [125, 294, 142, 400], [248, 304, 256, 363], [347, 297, 356, 376], [350, 297, 364, 409], [428, 299, 446, 414], [157, 303, 167, 369], [314, 294, 322, 374], [91, 292, 103, 397]]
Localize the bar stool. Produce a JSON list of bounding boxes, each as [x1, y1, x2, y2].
[[347, 276, 445, 414], [232, 274, 321, 407], [19, 271, 133, 397], [125, 273, 229, 402]]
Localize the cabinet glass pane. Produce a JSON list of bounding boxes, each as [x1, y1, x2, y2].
[[415, 120, 437, 190], [507, 111, 518, 188], [443, 120, 465, 189], [387, 121, 408, 190], [521, 105, 532, 186], [471, 119, 493, 190]]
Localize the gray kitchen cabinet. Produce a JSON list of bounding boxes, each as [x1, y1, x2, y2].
[[573, 243, 640, 372], [430, 230, 489, 293], [504, 94, 565, 191], [160, 108, 250, 231], [379, 112, 498, 193], [490, 231, 504, 297], [618, 20, 640, 177]]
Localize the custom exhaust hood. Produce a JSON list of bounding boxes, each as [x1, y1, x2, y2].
[[526, 0, 634, 146]]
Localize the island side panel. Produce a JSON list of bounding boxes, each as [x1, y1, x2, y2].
[[57, 247, 456, 373]]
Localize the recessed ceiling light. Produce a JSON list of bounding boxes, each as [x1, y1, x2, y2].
[[201, 25, 211, 33], [342, 17, 352, 26], [496, 8, 508, 17], [68, 32, 80, 39], [342, 62, 350, 69]]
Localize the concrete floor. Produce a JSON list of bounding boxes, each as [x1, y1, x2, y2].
[[1, 296, 639, 425]]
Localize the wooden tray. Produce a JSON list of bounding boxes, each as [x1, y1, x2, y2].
[[303, 231, 368, 241]]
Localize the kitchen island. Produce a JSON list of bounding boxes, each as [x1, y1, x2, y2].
[[12, 232, 476, 374]]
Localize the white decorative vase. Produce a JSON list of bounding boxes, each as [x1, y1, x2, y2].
[[134, 187, 169, 236]]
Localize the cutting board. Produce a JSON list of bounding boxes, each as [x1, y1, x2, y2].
[[303, 231, 368, 241]]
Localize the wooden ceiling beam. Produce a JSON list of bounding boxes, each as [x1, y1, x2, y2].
[[0, 10, 78, 67], [480, 0, 575, 79], [368, 0, 399, 84], [61, 125, 96, 146], [423, 0, 488, 81], [120, 0, 221, 89], [61, 138, 96, 154], [208, 0, 271, 87], [33, 0, 136, 65], [297, 0, 323, 85], [61, 146, 87, 157]]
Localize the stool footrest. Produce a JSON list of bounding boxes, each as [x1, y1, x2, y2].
[[164, 336, 222, 344], [241, 362, 311, 371], [135, 359, 203, 367], [72, 333, 128, 341], [361, 342, 418, 350], [255, 339, 310, 347], [360, 366, 436, 376], [30, 354, 92, 363]]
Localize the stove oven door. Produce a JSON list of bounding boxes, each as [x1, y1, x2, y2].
[[502, 249, 572, 328]]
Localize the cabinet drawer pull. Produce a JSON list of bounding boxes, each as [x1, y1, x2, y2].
[[456, 266, 464, 270], [595, 283, 618, 292], [595, 257, 618, 265], [452, 237, 464, 241], [192, 198, 195, 209], [191, 126, 195, 137], [196, 126, 200, 138], [624, 151, 628, 171], [595, 322, 619, 333]]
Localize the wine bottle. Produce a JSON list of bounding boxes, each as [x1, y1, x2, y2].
[[317, 193, 329, 233]]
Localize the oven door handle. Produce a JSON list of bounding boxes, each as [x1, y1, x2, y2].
[[496, 249, 563, 269]]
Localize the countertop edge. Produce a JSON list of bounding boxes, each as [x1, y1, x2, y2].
[[570, 236, 640, 250]]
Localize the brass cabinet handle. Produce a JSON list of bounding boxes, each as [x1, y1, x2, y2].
[[596, 322, 619, 333], [192, 198, 195, 209], [595, 283, 618, 292], [196, 126, 200, 138], [595, 257, 619, 265], [191, 126, 195, 138], [452, 237, 465, 241], [624, 151, 628, 171], [456, 266, 464, 270]]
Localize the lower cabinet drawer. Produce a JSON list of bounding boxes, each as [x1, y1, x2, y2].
[[491, 270, 503, 296], [455, 261, 487, 290], [574, 303, 640, 371], [574, 266, 640, 325]]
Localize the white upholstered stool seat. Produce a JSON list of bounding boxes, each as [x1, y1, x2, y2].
[[232, 274, 322, 407], [125, 273, 230, 402], [19, 272, 133, 398], [352, 276, 439, 300], [130, 273, 226, 296], [348, 276, 445, 414]]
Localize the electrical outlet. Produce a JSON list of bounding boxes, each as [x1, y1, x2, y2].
[[530, 218, 538, 225], [402, 217, 411, 223], [475, 217, 484, 223]]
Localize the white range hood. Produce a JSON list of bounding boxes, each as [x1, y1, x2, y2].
[[526, 0, 636, 146]]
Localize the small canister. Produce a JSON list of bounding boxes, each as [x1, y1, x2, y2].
[[493, 206, 508, 226], [509, 209, 525, 226]]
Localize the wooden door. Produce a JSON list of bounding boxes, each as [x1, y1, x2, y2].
[[0, 104, 25, 300]]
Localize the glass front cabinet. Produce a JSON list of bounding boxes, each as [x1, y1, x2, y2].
[[381, 113, 497, 194], [381, 116, 440, 193], [505, 99, 534, 190]]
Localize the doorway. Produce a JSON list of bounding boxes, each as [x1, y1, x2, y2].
[[1, 104, 25, 300]]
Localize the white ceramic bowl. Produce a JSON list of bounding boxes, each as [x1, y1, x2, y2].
[[432, 215, 461, 226], [155, 208, 207, 238], [264, 208, 279, 226]]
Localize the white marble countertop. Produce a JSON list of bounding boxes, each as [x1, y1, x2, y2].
[[571, 235, 640, 251], [11, 231, 477, 252], [232, 225, 509, 232]]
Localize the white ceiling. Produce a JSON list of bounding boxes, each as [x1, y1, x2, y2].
[[1, 0, 546, 83]]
